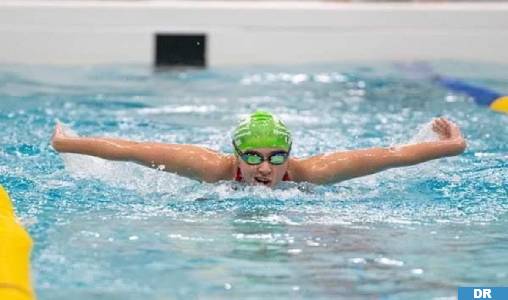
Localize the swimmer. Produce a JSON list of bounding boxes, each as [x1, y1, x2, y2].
[[51, 111, 466, 187]]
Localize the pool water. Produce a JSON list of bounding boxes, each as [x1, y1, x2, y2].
[[0, 62, 507, 300]]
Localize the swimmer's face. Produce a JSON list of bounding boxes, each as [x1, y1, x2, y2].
[[237, 148, 289, 188]]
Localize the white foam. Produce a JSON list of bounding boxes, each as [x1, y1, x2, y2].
[[408, 120, 440, 143]]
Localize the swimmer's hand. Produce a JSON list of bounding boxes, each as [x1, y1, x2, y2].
[[431, 117, 466, 153], [51, 122, 68, 152], [51, 122, 80, 152]]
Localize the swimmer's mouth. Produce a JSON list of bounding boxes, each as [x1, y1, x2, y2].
[[254, 177, 272, 186]]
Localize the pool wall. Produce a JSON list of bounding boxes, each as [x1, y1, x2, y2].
[[1, 1, 508, 66]]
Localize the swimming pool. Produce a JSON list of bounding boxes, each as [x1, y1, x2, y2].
[[1, 62, 507, 300]]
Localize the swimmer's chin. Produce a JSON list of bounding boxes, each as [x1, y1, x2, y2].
[[248, 177, 275, 187]]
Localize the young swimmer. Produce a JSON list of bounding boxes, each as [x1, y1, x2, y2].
[[51, 111, 466, 187]]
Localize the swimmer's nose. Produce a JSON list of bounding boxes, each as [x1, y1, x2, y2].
[[257, 161, 272, 175]]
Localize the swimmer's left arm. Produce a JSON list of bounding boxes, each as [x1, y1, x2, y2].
[[51, 122, 235, 183], [290, 118, 466, 184]]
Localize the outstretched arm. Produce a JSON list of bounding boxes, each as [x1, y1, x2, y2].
[[290, 118, 466, 184], [51, 123, 235, 182]]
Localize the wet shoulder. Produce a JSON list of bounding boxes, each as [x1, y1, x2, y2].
[[222, 154, 238, 181], [287, 157, 305, 182]]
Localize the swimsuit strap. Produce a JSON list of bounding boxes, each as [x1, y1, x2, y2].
[[234, 168, 290, 182], [235, 167, 243, 181]]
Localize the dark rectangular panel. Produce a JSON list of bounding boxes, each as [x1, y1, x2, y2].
[[155, 34, 206, 67]]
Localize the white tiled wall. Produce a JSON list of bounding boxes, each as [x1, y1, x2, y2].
[[1, 1, 508, 65]]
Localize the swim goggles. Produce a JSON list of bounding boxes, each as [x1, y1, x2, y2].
[[233, 141, 290, 165]]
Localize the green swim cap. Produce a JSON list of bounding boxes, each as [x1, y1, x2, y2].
[[233, 111, 292, 152]]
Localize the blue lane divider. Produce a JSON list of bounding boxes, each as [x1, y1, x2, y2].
[[395, 62, 508, 114], [432, 75, 508, 113]]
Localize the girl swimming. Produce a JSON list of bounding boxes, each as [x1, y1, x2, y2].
[[51, 111, 466, 187]]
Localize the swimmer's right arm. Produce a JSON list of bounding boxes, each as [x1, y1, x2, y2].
[[290, 118, 466, 184], [51, 123, 235, 182]]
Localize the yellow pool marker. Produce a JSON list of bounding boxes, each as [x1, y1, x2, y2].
[[0, 186, 35, 300], [490, 96, 508, 114]]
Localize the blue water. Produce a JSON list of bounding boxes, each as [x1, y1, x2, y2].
[[0, 62, 507, 300]]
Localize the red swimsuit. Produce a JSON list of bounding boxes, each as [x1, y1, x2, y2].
[[234, 168, 291, 182]]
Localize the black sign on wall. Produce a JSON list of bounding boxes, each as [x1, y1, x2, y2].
[[155, 34, 206, 67]]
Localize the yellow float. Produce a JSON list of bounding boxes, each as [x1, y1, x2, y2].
[[0, 185, 35, 300], [490, 96, 508, 114]]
